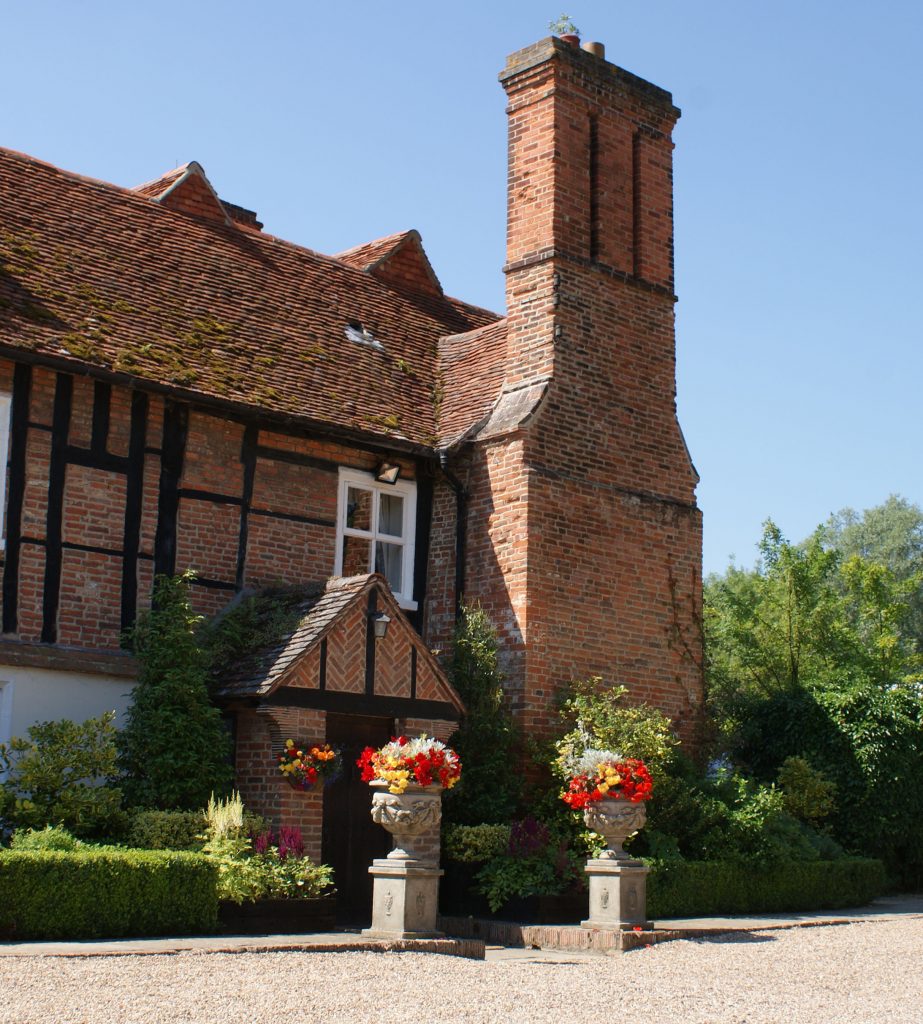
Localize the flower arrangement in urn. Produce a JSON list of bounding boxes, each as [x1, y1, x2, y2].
[[278, 740, 340, 790], [560, 749, 653, 809], [558, 748, 652, 860], [357, 735, 461, 794]]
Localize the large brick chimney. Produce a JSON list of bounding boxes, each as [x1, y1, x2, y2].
[[463, 37, 704, 743]]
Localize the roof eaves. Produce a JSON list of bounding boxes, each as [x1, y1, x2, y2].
[[0, 343, 440, 457]]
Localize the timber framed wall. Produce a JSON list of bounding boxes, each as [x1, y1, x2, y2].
[[0, 358, 435, 654]]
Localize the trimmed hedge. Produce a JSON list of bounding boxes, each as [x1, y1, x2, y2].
[[0, 849, 219, 940], [647, 857, 886, 919]]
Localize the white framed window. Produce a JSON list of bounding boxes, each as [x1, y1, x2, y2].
[[0, 392, 11, 551], [334, 468, 417, 609]]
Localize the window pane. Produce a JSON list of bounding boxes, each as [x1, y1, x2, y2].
[[379, 492, 404, 538], [346, 487, 372, 531], [343, 535, 372, 576], [375, 541, 403, 594]]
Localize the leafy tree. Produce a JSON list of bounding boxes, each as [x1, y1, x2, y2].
[[706, 521, 922, 718], [443, 604, 521, 825], [118, 572, 232, 809], [821, 495, 923, 644], [705, 519, 923, 886]]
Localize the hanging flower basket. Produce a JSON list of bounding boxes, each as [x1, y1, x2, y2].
[[277, 740, 341, 790]]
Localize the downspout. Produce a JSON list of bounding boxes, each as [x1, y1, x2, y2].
[[438, 450, 467, 622]]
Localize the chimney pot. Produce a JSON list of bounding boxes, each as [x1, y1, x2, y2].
[[559, 33, 581, 47], [581, 40, 605, 59]]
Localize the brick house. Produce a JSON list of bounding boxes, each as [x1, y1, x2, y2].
[[0, 36, 702, 908]]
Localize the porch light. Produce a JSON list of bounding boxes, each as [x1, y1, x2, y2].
[[371, 612, 391, 640], [375, 461, 401, 485]]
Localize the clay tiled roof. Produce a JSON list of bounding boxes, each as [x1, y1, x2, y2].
[[216, 576, 368, 699], [131, 165, 188, 199], [0, 148, 503, 449], [335, 230, 414, 271], [438, 318, 509, 447]]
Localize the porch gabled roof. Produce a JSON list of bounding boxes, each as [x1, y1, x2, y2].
[[215, 574, 464, 718]]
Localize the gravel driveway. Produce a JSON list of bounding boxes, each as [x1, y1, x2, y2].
[[2, 918, 921, 1024]]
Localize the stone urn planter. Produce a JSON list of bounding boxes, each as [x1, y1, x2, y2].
[[365, 782, 445, 937], [369, 781, 443, 866], [583, 797, 647, 860]]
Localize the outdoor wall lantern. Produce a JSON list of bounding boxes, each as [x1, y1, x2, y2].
[[371, 612, 391, 640], [375, 461, 401, 485]]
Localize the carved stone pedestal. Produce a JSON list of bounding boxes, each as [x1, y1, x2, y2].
[[581, 858, 651, 930], [363, 860, 444, 938], [362, 782, 445, 938]]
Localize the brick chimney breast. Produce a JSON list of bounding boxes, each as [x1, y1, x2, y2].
[[443, 37, 703, 748]]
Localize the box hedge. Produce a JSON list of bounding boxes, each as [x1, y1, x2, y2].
[[647, 857, 886, 919], [0, 848, 219, 940]]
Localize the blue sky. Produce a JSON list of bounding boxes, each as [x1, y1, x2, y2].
[[3, 1, 920, 575]]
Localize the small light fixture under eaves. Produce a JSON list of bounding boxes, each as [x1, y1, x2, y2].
[[371, 612, 391, 640], [375, 461, 401, 485]]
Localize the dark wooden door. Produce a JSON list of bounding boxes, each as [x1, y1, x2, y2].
[[322, 713, 393, 926]]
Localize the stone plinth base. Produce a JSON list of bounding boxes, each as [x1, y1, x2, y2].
[[581, 858, 651, 930], [362, 859, 444, 939]]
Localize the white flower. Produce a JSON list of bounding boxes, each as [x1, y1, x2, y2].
[[562, 746, 623, 778]]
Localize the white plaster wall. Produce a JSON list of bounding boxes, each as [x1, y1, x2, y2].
[[0, 665, 136, 746]]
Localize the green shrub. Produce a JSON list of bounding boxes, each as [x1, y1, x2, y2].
[[247, 852, 333, 900], [0, 713, 125, 839], [10, 825, 84, 852], [777, 756, 838, 823], [198, 796, 329, 904], [443, 824, 512, 864], [119, 572, 232, 810], [127, 810, 206, 851], [646, 857, 886, 919], [473, 818, 583, 912], [126, 807, 267, 851], [443, 604, 521, 825], [555, 678, 679, 785], [0, 848, 218, 939], [725, 680, 923, 886]]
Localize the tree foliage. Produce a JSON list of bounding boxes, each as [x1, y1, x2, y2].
[[705, 517, 923, 886], [118, 572, 232, 810], [821, 494, 923, 645], [706, 520, 922, 714]]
